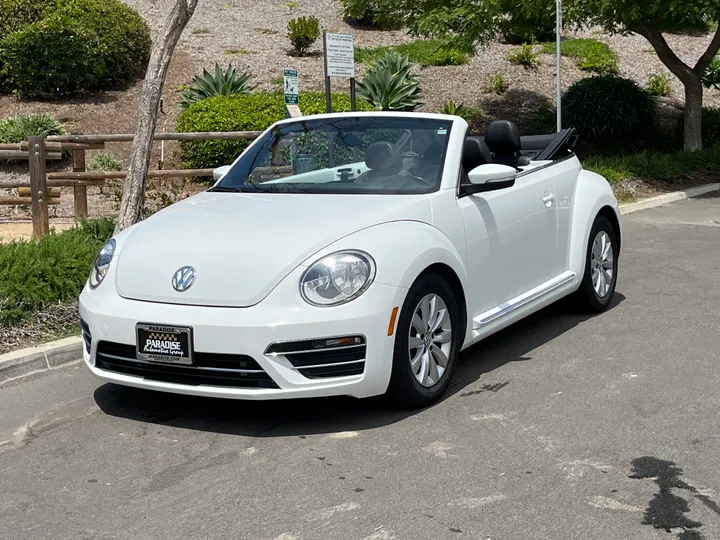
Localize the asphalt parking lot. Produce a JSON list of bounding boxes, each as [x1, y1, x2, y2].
[[2, 194, 719, 540]]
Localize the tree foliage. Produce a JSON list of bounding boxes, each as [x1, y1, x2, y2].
[[384, 0, 720, 150]]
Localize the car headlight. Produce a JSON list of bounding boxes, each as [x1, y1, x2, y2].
[[89, 239, 116, 288], [300, 250, 376, 306]]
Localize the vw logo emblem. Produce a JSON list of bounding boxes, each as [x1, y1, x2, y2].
[[172, 266, 196, 292]]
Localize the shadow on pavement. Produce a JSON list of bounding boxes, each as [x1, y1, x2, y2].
[[94, 292, 626, 437], [629, 456, 720, 539]]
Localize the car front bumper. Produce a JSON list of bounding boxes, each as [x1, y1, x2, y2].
[[79, 267, 407, 400]]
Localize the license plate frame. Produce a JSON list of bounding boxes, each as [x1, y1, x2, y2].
[[136, 323, 194, 365]]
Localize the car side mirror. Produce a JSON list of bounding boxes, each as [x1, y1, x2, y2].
[[463, 164, 517, 195], [213, 165, 231, 182]]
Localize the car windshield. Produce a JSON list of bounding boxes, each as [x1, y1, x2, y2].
[[212, 116, 452, 194]]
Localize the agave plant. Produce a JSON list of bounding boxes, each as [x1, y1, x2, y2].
[[356, 51, 422, 111], [179, 64, 256, 109], [438, 99, 478, 121]]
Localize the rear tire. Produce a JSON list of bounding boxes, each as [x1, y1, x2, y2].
[[573, 215, 619, 313], [386, 273, 462, 409]]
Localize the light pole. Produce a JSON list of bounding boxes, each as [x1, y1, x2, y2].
[[556, 0, 563, 132]]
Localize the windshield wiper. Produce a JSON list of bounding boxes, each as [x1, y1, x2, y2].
[[207, 185, 244, 193]]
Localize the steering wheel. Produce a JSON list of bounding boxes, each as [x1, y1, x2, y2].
[[405, 173, 434, 187]]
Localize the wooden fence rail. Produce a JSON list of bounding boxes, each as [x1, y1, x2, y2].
[[0, 131, 262, 239]]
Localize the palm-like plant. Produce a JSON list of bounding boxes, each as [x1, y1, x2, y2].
[[356, 51, 422, 111], [179, 64, 256, 109]]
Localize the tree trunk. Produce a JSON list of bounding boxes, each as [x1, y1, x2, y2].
[[114, 0, 200, 235], [636, 25, 720, 153], [684, 77, 704, 152]]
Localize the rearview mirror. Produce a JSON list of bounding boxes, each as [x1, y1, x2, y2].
[[213, 165, 231, 182], [463, 164, 516, 194]]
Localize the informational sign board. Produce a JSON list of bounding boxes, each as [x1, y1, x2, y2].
[[283, 69, 298, 105], [324, 33, 355, 78]]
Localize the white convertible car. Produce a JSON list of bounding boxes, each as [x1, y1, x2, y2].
[[79, 112, 621, 408]]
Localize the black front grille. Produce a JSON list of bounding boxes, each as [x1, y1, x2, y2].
[[80, 319, 92, 354], [95, 341, 278, 388], [267, 337, 367, 380], [285, 346, 365, 367], [298, 363, 365, 378]]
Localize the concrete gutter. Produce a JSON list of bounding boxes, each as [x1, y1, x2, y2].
[[1, 183, 719, 385]]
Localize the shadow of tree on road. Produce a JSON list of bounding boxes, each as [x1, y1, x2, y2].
[[629, 456, 720, 539]]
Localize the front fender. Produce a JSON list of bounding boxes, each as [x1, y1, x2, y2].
[[568, 169, 622, 279], [304, 220, 469, 289], [302, 220, 471, 333]]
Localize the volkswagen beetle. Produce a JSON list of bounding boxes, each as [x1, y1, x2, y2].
[[79, 112, 621, 408]]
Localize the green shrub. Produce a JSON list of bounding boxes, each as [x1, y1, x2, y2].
[[356, 51, 422, 111], [702, 107, 720, 147], [0, 218, 114, 327], [486, 73, 509, 95], [287, 16, 320, 56], [542, 38, 618, 74], [179, 64, 255, 110], [563, 75, 655, 143], [0, 113, 65, 143], [338, 0, 402, 30], [431, 48, 467, 66], [88, 152, 123, 172], [584, 145, 720, 185], [646, 72, 673, 97], [0, 0, 151, 97], [0, 0, 54, 35], [702, 56, 720, 89], [438, 99, 480, 121], [508, 43, 539, 67], [356, 39, 468, 66], [176, 91, 373, 170]]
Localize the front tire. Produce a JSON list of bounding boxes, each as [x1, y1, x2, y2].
[[387, 273, 462, 408], [574, 215, 619, 312]]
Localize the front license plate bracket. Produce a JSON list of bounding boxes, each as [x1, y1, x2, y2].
[[136, 324, 193, 365]]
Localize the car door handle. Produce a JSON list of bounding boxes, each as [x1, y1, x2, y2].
[[542, 193, 555, 207]]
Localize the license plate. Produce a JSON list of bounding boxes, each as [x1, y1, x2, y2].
[[136, 324, 193, 365]]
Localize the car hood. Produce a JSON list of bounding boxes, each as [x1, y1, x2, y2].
[[114, 191, 432, 307]]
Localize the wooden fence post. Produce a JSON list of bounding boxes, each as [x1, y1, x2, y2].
[[71, 136, 88, 218], [28, 136, 50, 239]]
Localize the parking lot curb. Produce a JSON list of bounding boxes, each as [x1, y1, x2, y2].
[[619, 183, 720, 215], [0, 336, 82, 384]]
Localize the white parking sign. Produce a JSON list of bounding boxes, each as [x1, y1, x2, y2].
[[324, 33, 355, 78]]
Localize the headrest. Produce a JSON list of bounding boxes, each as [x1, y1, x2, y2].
[[462, 137, 492, 172], [365, 141, 401, 172], [485, 120, 521, 157]]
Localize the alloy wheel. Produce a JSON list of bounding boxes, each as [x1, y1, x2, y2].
[[590, 230, 614, 298], [408, 294, 453, 387]]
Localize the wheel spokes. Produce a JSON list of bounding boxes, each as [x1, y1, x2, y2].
[[408, 293, 453, 388], [431, 346, 449, 368], [433, 328, 452, 344]]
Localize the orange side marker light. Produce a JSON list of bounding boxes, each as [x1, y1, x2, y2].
[[387, 306, 399, 336]]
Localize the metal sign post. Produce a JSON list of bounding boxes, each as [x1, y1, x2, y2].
[[323, 32, 356, 113], [556, 0, 563, 132]]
